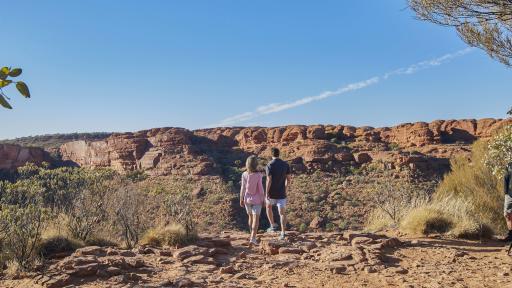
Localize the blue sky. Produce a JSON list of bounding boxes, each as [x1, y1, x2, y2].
[[1, 0, 510, 139]]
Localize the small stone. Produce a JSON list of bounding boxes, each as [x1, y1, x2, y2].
[[365, 266, 377, 274], [158, 280, 174, 287], [105, 267, 123, 276], [329, 265, 347, 274], [74, 246, 106, 257], [68, 263, 99, 277], [159, 250, 173, 257], [278, 247, 304, 254], [219, 265, 235, 274], [119, 250, 137, 257]]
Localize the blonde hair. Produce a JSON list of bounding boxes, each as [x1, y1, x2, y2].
[[245, 155, 258, 173]]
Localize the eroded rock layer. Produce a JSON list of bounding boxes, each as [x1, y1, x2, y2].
[[58, 118, 511, 176], [0, 144, 52, 171]]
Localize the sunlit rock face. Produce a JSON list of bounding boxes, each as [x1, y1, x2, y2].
[[58, 118, 512, 176], [0, 144, 52, 170]]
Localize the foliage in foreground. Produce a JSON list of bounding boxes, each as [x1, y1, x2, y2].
[[367, 137, 506, 239], [0, 66, 30, 109], [409, 0, 512, 67], [0, 165, 204, 272]]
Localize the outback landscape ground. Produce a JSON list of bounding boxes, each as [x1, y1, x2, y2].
[[1, 118, 512, 287], [1, 231, 511, 288]]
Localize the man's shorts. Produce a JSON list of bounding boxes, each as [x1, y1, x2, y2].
[[245, 203, 262, 215], [266, 198, 287, 209], [504, 194, 512, 215]]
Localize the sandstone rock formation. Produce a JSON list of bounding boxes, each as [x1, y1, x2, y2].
[[58, 118, 511, 176], [0, 144, 52, 171]]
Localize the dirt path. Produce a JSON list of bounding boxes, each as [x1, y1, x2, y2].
[[1, 232, 511, 288]]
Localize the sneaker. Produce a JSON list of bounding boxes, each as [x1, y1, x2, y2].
[[501, 234, 512, 242], [266, 225, 278, 233], [249, 238, 259, 245], [278, 232, 286, 240]]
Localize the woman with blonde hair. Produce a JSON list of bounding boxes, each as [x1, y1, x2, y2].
[[240, 155, 264, 245]]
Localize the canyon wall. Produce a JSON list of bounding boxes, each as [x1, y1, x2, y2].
[[58, 118, 512, 177], [0, 144, 52, 171]]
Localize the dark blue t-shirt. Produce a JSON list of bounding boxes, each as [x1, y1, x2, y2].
[[266, 158, 291, 199]]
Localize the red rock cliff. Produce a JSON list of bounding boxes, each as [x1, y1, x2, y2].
[[59, 118, 511, 176]]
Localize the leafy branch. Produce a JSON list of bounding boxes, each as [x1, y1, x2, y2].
[[0, 66, 31, 109]]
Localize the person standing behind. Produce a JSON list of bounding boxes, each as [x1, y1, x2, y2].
[[265, 147, 291, 240], [503, 162, 512, 242], [240, 155, 265, 245]]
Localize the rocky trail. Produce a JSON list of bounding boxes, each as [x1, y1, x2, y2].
[[2, 231, 511, 288]]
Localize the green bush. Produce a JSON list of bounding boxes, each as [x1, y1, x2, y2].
[[0, 204, 49, 270], [485, 125, 512, 176]]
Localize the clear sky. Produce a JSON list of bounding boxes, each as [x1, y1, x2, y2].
[[1, 0, 510, 139]]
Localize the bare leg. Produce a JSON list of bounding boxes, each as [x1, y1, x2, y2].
[[266, 203, 275, 227], [251, 214, 260, 240], [506, 213, 512, 230], [278, 206, 287, 234], [248, 213, 253, 236]]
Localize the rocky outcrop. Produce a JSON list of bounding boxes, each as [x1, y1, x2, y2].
[[0, 144, 52, 171], [58, 118, 512, 176]]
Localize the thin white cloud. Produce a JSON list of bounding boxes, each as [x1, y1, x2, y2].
[[211, 48, 473, 127]]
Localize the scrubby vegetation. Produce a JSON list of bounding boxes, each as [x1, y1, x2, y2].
[[0, 165, 221, 273], [367, 127, 512, 239]]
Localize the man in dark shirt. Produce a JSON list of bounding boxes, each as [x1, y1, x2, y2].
[[265, 147, 291, 240], [503, 162, 512, 242]]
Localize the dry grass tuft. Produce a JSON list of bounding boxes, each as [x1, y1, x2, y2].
[[400, 206, 453, 235], [37, 235, 84, 258], [140, 224, 197, 247]]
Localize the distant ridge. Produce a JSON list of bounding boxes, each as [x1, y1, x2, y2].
[[0, 132, 112, 150]]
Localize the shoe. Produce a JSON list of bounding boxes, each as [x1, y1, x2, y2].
[[266, 225, 278, 233], [249, 238, 259, 245], [278, 232, 286, 240], [501, 234, 512, 242]]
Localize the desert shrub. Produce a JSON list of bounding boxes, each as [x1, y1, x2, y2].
[[164, 192, 196, 238], [66, 189, 107, 242], [365, 176, 433, 231], [485, 125, 512, 176], [125, 170, 148, 183], [145, 176, 235, 232], [435, 140, 504, 234], [141, 224, 197, 247], [338, 220, 348, 230], [37, 235, 84, 258], [0, 204, 49, 269], [325, 223, 335, 231], [107, 185, 149, 248], [388, 142, 400, 151]]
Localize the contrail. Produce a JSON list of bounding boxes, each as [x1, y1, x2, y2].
[[210, 48, 473, 127]]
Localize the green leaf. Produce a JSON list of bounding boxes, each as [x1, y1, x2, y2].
[[0, 68, 7, 80], [0, 94, 12, 109], [0, 80, 12, 88], [16, 81, 30, 98], [0, 67, 10, 75], [9, 68, 22, 77]]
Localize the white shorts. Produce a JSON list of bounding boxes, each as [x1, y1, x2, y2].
[[245, 203, 262, 215], [266, 198, 287, 209]]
